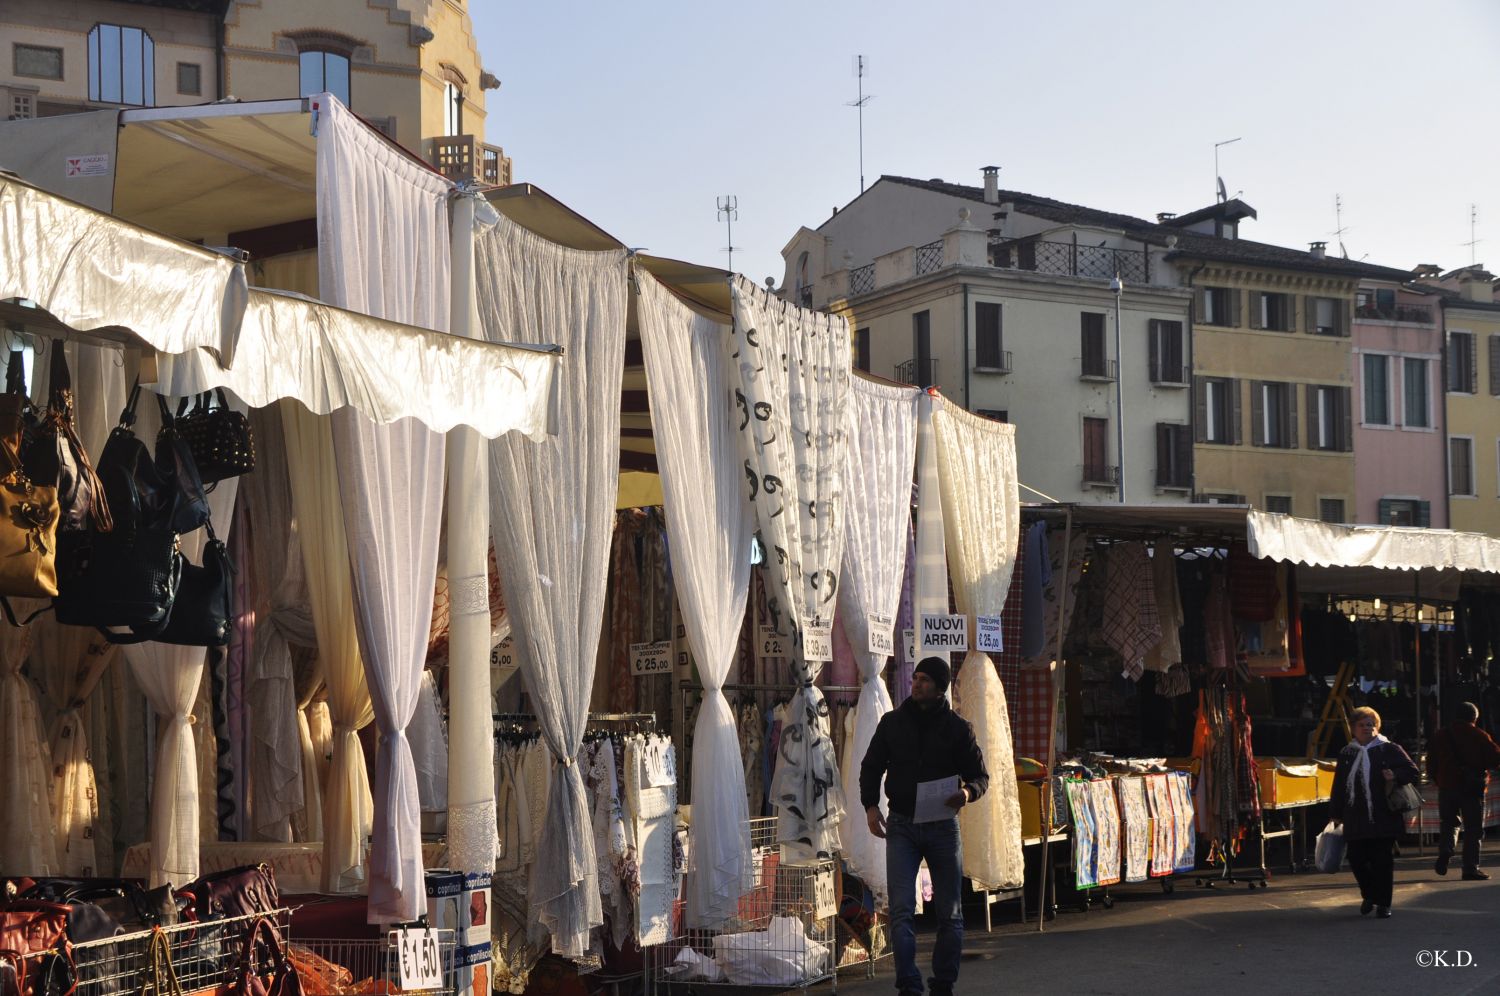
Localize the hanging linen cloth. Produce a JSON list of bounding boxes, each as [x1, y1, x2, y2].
[[931, 404, 1024, 892], [912, 394, 949, 667], [726, 276, 852, 862], [892, 525, 917, 703], [1100, 542, 1162, 681], [476, 207, 627, 958], [835, 375, 919, 903], [636, 270, 753, 928], [316, 91, 451, 923], [0, 603, 59, 875], [1143, 540, 1183, 673]]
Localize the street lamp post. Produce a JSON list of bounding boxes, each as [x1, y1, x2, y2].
[[1111, 275, 1126, 503]]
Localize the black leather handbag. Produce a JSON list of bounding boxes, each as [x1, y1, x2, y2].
[[173, 388, 255, 486], [155, 395, 211, 535], [146, 528, 234, 647]]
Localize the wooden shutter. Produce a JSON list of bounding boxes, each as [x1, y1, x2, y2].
[[1167, 322, 1184, 378], [1417, 500, 1431, 527], [1230, 378, 1243, 444], [1305, 384, 1319, 449], [1447, 334, 1460, 391], [1196, 287, 1208, 325], [1249, 291, 1263, 329], [1083, 418, 1107, 479], [1229, 288, 1243, 328], [1338, 298, 1351, 337], [1156, 423, 1171, 487], [1176, 424, 1193, 487], [1302, 295, 1315, 334], [1250, 381, 1265, 446], [1194, 376, 1208, 442], [1469, 333, 1478, 393], [1489, 333, 1500, 395], [1377, 498, 1393, 525], [1148, 321, 1161, 381], [975, 303, 1001, 368], [1340, 386, 1353, 451], [1285, 383, 1298, 448]]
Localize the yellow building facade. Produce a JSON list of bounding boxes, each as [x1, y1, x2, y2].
[[1442, 295, 1500, 536]]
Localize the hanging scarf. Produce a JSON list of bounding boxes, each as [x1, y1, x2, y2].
[[1347, 734, 1389, 821]]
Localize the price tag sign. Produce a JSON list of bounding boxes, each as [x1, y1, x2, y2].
[[392, 928, 443, 991], [488, 637, 516, 673], [920, 613, 968, 654], [811, 869, 837, 920], [757, 625, 786, 660], [902, 628, 915, 663], [867, 613, 894, 656], [975, 615, 1003, 653], [630, 640, 673, 676], [803, 623, 833, 662]]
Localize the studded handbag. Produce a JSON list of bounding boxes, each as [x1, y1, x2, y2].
[[173, 388, 255, 486]]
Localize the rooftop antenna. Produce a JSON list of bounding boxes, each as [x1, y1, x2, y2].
[[1463, 204, 1481, 266], [1333, 194, 1351, 259], [1213, 137, 1240, 203], [716, 195, 739, 272], [847, 55, 874, 194]]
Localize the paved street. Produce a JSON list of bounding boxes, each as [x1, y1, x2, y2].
[[830, 843, 1500, 996]]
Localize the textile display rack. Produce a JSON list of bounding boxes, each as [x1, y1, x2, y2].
[[286, 928, 459, 995], [67, 908, 293, 996], [644, 818, 837, 995]]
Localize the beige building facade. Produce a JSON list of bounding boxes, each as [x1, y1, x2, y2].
[[1438, 268, 1500, 536]]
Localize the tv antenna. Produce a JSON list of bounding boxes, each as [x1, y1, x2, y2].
[[1333, 194, 1351, 258], [1213, 137, 1240, 203], [717, 195, 739, 272], [848, 55, 875, 194], [1463, 204, 1481, 266]]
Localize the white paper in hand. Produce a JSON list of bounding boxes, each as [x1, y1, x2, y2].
[[913, 776, 961, 823]]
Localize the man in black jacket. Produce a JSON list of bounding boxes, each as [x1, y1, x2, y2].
[[860, 656, 988, 996]]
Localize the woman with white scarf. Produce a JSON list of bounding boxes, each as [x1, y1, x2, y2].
[[1330, 706, 1420, 918]]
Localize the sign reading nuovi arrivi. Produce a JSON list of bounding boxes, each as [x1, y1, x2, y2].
[[920, 613, 968, 654]]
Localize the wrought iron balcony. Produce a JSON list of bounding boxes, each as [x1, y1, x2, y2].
[[1079, 358, 1117, 382], [431, 135, 512, 186], [1083, 464, 1121, 487], [991, 238, 1150, 284], [974, 350, 1012, 374], [1150, 363, 1191, 386], [895, 357, 939, 387], [914, 239, 945, 276], [849, 263, 875, 297]]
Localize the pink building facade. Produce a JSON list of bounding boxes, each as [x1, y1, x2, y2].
[[1351, 282, 1447, 527]]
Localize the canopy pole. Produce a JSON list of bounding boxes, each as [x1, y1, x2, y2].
[[1414, 575, 1423, 757], [1037, 506, 1072, 932], [446, 190, 497, 881]]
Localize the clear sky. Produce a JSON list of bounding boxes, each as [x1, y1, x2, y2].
[[473, 0, 1499, 288]]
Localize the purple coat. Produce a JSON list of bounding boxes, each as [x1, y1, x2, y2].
[[1330, 739, 1421, 840]]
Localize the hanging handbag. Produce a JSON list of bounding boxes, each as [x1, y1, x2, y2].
[[155, 395, 211, 536], [226, 916, 302, 996], [143, 525, 234, 647], [1386, 779, 1422, 813], [0, 351, 59, 600], [174, 388, 255, 486], [176, 865, 279, 923], [33, 346, 112, 538], [0, 901, 75, 996]]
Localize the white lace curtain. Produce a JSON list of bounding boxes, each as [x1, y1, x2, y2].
[[727, 276, 851, 861], [0, 606, 58, 875], [913, 394, 949, 663], [316, 90, 452, 924], [636, 271, 753, 928], [835, 376, 919, 902], [475, 209, 627, 957], [931, 405, 1024, 891]]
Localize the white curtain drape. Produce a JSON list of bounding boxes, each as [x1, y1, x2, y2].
[[835, 376, 919, 902], [727, 276, 851, 861], [912, 393, 948, 665], [124, 471, 240, 888], [316, 88, 451, 924], [0, 606, 59, 875], [931, 405, 1024, 892], [636, 271, 753, 928], [475, 209, 627, 957]]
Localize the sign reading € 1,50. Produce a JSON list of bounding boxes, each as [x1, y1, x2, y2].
[[392, 928, 442, 991], [920, 613, 969, 654], [630, 640, 673, 676]]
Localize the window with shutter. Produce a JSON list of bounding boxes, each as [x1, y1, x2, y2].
[[1489, 334, 1500, 396], [1417, 500, 1431, 527], [1264, 494, 1293, 515], [1319, 498, 1346, 524], [1149, 320, 1185, 383], [975, 303, 1003, 370], [1448, 332, 1476, 393], [1449, 437, 1475, 496], [1200, 377, 1234, 444], [1082, 417, 1110, 483], [1080, 313, 1107, 377], [1201, 287, 1235, 327], [1402, 358, 1430, 428], [1154, 423, 1191, 488], [854, 328, 871, 372], [1340, 386, 1353, 451], [1363, 354, 1390, 425]]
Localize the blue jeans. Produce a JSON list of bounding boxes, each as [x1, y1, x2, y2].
[[885, 811, 963, 994]]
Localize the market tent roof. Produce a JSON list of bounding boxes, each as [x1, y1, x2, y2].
[[1051, 503, 1500, 596], [0, 174, 560, 439]]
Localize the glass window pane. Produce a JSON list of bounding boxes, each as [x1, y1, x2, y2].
[[142, 33, 155, 105], [1363, 354, 1387, 424], [299, 51, 324, 97], [1404, 358, 1429, 428], [99, 25, 122, 103], [88, 29, 101, 101], [325, 54, 350, 106], [121, 28, 143, 104]]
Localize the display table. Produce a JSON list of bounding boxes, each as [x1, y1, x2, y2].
[[121, 841, 449, 893], [1404, 779, 1500, 836]]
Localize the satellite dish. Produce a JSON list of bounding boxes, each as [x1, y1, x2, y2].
[[1216, 177, 1228, 204]]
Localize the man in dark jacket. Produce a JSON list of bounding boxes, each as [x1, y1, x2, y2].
[[1430, 701, 1500, 879], [860, 657, 988, 996]]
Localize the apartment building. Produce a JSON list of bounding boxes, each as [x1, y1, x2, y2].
[[1434, 266, 1500, 535]]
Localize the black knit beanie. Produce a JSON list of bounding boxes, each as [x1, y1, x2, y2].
[[914, 656, 951, 694]]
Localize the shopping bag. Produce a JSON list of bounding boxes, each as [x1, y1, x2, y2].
[[1314, 821, 1345, 873]]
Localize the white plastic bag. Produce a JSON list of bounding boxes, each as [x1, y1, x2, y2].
[[713, 916, 831, 986], [1315, 821, 1345, 873], [669, 947, 727, 983]]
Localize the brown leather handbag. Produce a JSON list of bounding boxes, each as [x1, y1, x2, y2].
[[176, 864, 279, 922], [0, 901, 74, 996], [0, 357, 59, 599], [226, 916, 302, 996]]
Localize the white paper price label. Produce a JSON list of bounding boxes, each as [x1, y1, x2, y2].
[[757, 625, 787, 660], [630, 640, 673, 676], [488, 637, 516, 672], [812, 869, 837, 920], [803, 623, 833, 662], [920, 613, 968, 654], [867, 613, 894, 656], [975, 615, 1003, 653], [392, 928, 443, 991], [902, 628, 915, 663]]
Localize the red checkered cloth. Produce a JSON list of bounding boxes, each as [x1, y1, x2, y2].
[[994, 538, 1027, 708], [1011, 668, 1057, 764]]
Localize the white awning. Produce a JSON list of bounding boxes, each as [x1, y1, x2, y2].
[[1245, 510, 1500, 575]]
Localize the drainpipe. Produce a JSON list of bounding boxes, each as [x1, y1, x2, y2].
[[1439, 301, 1450, 527], [1184, 262, 1206, 497], [962, 283, 971, 410], [215, 2, 228, 100]]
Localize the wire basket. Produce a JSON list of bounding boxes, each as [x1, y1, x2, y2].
[[70, 908, 293, 996], [287, 930, 458, 995]]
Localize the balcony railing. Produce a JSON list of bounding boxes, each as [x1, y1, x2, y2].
[[974, 350, 1012, 374], [1150, 363, 1191, 386], [914, 239, 945, 276], [849, 264, 875, 297], [991, 238, 1150, 284], [1079, 358, 1117, 381], [895, 357, 939, 387], [1355, 302, 1434, 324], [1083, 465, 1121, 487], [431, 135, 512, 186]]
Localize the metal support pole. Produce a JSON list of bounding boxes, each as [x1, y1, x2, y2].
[[1112, 278, 1126, 503], [1037, 506, 1073, 932]]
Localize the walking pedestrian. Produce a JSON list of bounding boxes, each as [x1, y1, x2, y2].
[[1330, 705, 1420, 918], [860, 656, 988, 996], [1429, 701, 1500, 880]]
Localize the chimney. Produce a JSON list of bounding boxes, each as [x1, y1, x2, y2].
[[981, 165, 999, 205], [1309, 241, 1327, 259]]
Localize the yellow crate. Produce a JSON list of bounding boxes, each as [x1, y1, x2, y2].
[[1256, 757, 1320, 807]]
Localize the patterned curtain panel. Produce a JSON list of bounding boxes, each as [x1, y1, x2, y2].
[[0, 604, 59, 874], [932, 405, 1024, 891], [835, 376, 919, 902], [727, 276, 851, 861]]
